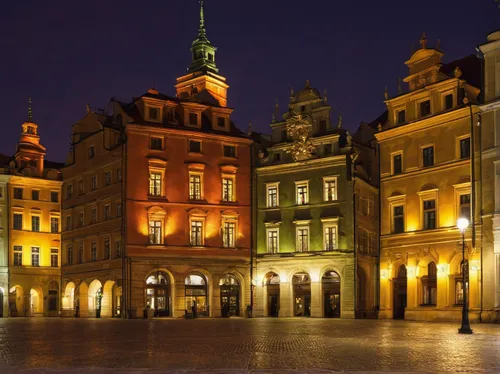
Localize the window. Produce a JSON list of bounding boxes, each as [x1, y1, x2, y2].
[[361, 196, 374, 216], [104, 237, 110, 259], [31, 247, 40, 267], [296, 182, 309, 205], [420, 100, 431, 116], [104, 205, 111, 220], [67, 245, 73, 266], [455, 261, 469, 305], [150, 137, 163, 150], [397, 110, 406, 125], [217, 117, 225, 128], [149, 107, 159, 120], [91, 207, 97, 224], [460, 137, 470, 159], [14, 187, 23, 199], [50, 217, 59, 233], [222, 222, 236, 248], [78, 180, 84, 195], [66, 216, 72, 231], [393, 206, 404, 234], [324, 143, 332, 155], [273, 153, 281, 162], [223, 145, 236, 158], [149, 221, 162, 244], [319, 119, 327, 133], [280, 130, 287, 142], [324, 226, 337, 251], [296, 227, 309, 252], [222, 178, 234, 202], [393, 154, 402, 175], [149, 173, 162, 197], [115, 240, 121, 258], [359, 228, 368, 254], [190, 221, 203, 246], [78, 212, 84, 227], [445, 94, 453, 110], [267, 184, 279, 208], [91, 176, 97, 191], [32, 216, 40, 232], [78, 242, 83, 264], [208, 53, 214, 61], [423, 200, 436, 230], [324, 178, 337, 201], [66, 184, 73, 199], [105, 171, 112, 186], [88, 145, 95, 159], [423, 146, 434, 167], [13, 246, 22, 266], [117, 203, 122, 217], [189, 174, 202, 200], [189, 140, 201, 153], [13, 213, 22, 230], [189, 113, 198, 126], [459, 194, 471, 220], [32, 190, 39, 201], [300, 105, 306, 112], [267, 230, 278, 253], [51, 191, 59, 202], [422, 262, 437, 305], [91, 241, 97, 262], [50, 248, 58, 268]]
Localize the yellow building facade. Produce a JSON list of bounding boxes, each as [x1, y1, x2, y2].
[[376, 36, 482, 321]]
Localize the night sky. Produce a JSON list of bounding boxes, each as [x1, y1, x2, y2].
[[1, 0, 499, 162]]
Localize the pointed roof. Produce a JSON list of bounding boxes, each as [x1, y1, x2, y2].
[[188, 0, 219, 74]]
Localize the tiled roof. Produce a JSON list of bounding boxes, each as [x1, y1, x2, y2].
[[440, 55, 481, 89]]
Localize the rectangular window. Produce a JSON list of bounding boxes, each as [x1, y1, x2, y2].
[[150, 137, 163, 150], [104, 205, 111, 220], [13, 246, 22, 266], [117, 203, 122, 217], [393, 154, 402, 175], [189, 174, 202, 200], [149, 107, 159, 120], [393, 206, 404, 234], [66, 216, 71, 231], [51, 191, 59, 202], [88, 145, 95, 159], [31, 247, 40, 267], [273, 153, 281, 162], [223, 145, 236, 158], [79, 180, 84, 195], [78, 242, 83, 264], [32, 216, 40, 232], [50, 217, 59, 233], [420, 100, 431, 116], [105, 171, 112, 186], [319, 119, 327, 133], [67, 245, 73, 265], [397, 110, 406, 125], [115, 240, 121, 258], [222, 178, 234, 202], [149, 221, 162, 244], [149, 173, 162, 196], [267, 230, 278, 253], [189, 140, 201, 153], [190, 221, 203, 246], [91, 176, 97, 191], [32, 190, 39, 201], [281, 130, 287, 142], [296, 227, 309, 252], [91, 207, 97, 224], [423, 200, 436, 230], [324, 178, 337, 201], [445, 94, 453, 110], [459, 194, 471, 220], [460, 137, 471, 159], [296, 183, 308, 205], [104, 237, 110, 259], [325, 226, 337, 251], [189, 113, 198, 126], [78, 212, 84, 227], [13, 213, 23, 230], [423, 146, 434, 167], [14, 187, 23, 199], [67, 184, 73, 199], [324, 143, 332, 155], [267, 185, 278, 208], [217, 117, 225, 128], [50, 248, 58, 268], [91, 241, 97, 262], [223, 222, 236, 248]]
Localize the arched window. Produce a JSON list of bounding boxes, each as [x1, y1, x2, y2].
[[455, 260, 469, 305], [422, 262, 437, 306], [292, 273, 311, 317], [145, 271, 171, 317], [219, 274, 240, 317], [185, 273, 208, 317]]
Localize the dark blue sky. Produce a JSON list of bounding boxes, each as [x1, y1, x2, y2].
[[1, 0, 499, 162]]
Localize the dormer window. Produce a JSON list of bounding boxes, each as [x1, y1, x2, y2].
[[217, 117, 225, 128], [149, 107, 160, 121], [189, 113, 198, 126], [397, 110, 406, 125], [281, 130, 287, 142], [420, 100, 431, 117], [223, 145, 236, 158], [27, 126, 35, 134], [208, 53, 214, 62], [167, 109, 175, 122], [444, 94, 453, 110]]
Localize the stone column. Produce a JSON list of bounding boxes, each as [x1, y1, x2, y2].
[[310, 281, 321, 317], [254, 284, 265, 317], [436, 264, 449, 308], [378, 276, 391, 318], [212, 274, 221, 318], [174, 276, 185, 318]]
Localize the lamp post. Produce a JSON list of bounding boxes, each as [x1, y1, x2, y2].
[[457, 218, 473, 334]]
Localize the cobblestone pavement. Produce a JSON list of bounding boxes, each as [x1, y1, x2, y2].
[[0, 318, 499, 373]]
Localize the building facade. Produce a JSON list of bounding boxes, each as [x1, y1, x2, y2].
[[253, 82, 378, 318], [0, 169, 10, 317], [376, 36, 482, 321]]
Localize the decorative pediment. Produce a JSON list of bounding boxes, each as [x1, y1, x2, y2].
[[220, 164, 237, 174], [186, 162, 206, 171], [187, 207, 207, 217]]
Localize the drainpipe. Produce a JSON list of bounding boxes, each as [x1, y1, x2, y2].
[[376, 140, 381, 318], [249, 143, 255, 315]]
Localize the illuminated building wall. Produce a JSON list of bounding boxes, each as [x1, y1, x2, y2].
[[376, 35, 482, 321], [0, 173, 10, 317]]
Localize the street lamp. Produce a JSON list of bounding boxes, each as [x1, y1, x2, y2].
[[457, 218, 473, 334]]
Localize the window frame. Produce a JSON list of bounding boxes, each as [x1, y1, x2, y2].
[[31, 215, 41, 232], [322, 218, 338, 251], [422, 145, 435, 167], [391, 152, 403, 175], [458, 135, 471, 160], [189, 172, 204, 200], [266, 182, 280, 208], [13, 246, 22, 266], [323, 176, 338, 202], [295, 180, 309, 205], [150, 136, 164, 151], [222, 144, 237, 158], [188, 139, 202, 154], [295, 224, 310, 253], [31, 246, 40, 267], [221, 175, 235, 202], [265, 226, 280, 254]]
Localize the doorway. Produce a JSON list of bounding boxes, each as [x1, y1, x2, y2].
[[185, 273, 209, 317], [145, 272, 171, 317], [265, 273, 280, 317], [393, 265, 407, 320], [220, 274, 240, 317], [292, 272, 311, 317], [323, 271, 341, 318]]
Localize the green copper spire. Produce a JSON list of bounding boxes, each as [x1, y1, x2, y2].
[[28, 97, 33, 122], [188, 0, 219, 74]]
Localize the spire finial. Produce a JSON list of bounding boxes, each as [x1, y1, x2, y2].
[[305, 80, 311, 88], [323, 89, 328, 103], [384, 86, 389, 100], [247, 120, 253, 136], [419, 32, 428, 49], [28, 97, 33, 122], [199, 0, 205, 29], [436, 38, 441, 50]]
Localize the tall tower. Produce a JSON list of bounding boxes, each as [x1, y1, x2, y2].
[[175, 0, 229, 107]]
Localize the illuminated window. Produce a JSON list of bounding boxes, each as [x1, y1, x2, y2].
[[91, 207, 97, 224], [222, 178, 234, 202], [13, 213, 23, 230], [105, 171, 112, 186], [13, 246, 22, 266], [50, 248, 58, 268], [422, 262, 437, 305], [423, 199, 436, 230], [190, 220, 203, 246], [324, 225, 337, 251], [455, 260, 469, 305], [393, 205, 404, 234], [459, 194, 471, 220], [32, 190, 39, 201], [31, 247, 40, 267], [32, 216, 40, 232], [149, 173, 162, 197], [78, 241, 83, 264], [189, 174, 202, 200], [324, 178, 337, 201], [296, 227, 309, 252], [91, 175, 97, 191], [67, 245, 73, 265], [150, 137, 163, 150], [267, 183, 279, 208], [50, 217, 59, 233], [104, 204, 111, 220], [14, 187, 23, 199], [104, 237, 110, 259], [296, 182, 309, 205], [460, 137, 470, 159], [91, 241, 97, 262], [267, 229, 279, 253], [149, 221, 162, 245], [223, 222, 236, 248]]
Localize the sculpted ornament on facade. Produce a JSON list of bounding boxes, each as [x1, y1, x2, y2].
[[285, 114, 315, 161]]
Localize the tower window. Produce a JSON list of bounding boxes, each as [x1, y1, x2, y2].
[[189, 113, 198, 126], [217, 117, 225, 128], [397, 110, 406, 125], [445, 94, 453, 110], [208, 53, 214, 62], [149, 107, 159, 120]]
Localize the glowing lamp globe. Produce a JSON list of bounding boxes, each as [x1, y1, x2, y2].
[[457, 218, 469, 233]]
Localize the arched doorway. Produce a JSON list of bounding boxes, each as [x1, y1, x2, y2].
[[145, 271, 171, 317], [421, 262, 437, 306], [48, 281, 59, 316], [219, 274, 240, 317], [185, 273, 208, 317], [393, 265, 407, 319], [323, 271, 341, 318], [88, 280, 103, 318], [9, 286, 24, 317], [62, 282, 75, 315], [292, 272, 311, 317], [30, 287, 43, 317], [265, 273, 280, 317]]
